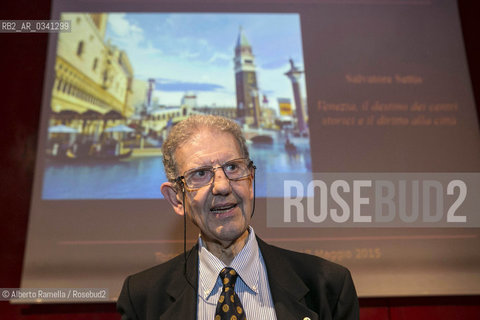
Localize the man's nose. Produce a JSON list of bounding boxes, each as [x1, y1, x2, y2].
[[211, 167, 231, 195]]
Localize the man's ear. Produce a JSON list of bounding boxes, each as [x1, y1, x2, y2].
[[160, 182, 184, 216]]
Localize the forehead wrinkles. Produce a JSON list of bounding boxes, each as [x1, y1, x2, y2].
[[188, 150, 228, 167], [175, 130, 241, 173]]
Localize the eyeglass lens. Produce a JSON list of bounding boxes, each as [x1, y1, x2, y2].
[[184, 159, 251, 189]]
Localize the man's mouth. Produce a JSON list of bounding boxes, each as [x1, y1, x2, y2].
[[210, 203, 237, 214]]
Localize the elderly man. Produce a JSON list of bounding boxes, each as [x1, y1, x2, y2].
[[117, 115, 359, 320]]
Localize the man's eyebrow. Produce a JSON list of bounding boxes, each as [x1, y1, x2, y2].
[[188, 164, 212, 171], [184, 161, 215, 172], [184, 156, 243, 172]]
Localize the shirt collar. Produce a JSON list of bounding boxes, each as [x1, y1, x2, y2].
[[198, 226, 260, 299]]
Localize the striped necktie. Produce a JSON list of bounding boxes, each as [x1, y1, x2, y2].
[[215, 267, 246, 320]]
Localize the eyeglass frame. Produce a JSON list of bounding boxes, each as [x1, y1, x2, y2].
[[175, 157, 256, 192]]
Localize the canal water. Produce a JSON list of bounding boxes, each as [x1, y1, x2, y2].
[[42, 137, 312, 199]]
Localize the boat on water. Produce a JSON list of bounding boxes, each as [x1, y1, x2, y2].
[[285, 138, 297, 152], [46, 149, 133, 162], [250, 135, 274, 144], [46, 141, 133, 162]]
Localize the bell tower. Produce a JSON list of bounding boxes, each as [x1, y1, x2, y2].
[[234, 27, 261, 127]]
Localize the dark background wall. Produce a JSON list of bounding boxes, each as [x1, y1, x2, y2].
[[1, 0, 479, 319]]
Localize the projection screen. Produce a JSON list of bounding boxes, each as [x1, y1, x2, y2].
[[20, 0, 480, 302]]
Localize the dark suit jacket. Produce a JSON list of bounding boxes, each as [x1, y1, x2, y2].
[[117, 237, 359, 320]]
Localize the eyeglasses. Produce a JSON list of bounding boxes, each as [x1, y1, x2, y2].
[[176, 158, 254, 191]]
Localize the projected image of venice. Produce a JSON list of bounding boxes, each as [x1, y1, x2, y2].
[[42, 13, 311, 199]]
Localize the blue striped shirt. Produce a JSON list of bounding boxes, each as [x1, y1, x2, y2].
[[197, 227, 277, 320]]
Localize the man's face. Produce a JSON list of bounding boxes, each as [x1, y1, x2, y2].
[[174, 129, 254, 246]]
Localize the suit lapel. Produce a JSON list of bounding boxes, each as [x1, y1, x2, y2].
[[258, 238, 319, 320], [156, 239, 319, 320], [159, 246, 199, 320]]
